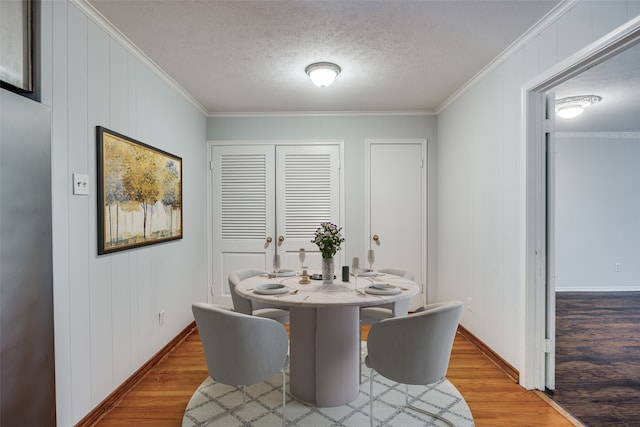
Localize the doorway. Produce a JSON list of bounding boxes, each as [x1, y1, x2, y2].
[[523, 18, 640, 393]]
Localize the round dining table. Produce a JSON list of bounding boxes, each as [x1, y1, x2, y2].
[[234, 271, 419, 407]]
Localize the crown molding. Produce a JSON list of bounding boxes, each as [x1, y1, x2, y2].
[[208, 110, 436, 118], [436, 0, 578, 114], [70, 0, 208, 116]]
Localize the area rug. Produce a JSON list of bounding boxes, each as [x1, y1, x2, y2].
[[182, 343, 474, 426]]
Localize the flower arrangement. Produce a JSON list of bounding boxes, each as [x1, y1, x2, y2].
[[311, 222, 345, 259]]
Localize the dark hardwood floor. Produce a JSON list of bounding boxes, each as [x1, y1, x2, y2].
[[551, 291, 640, 426]]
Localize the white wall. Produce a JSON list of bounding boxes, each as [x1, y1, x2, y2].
[[556, 133, 640, 291], [39, 1, 208, 424], [437, 0, 640, 371], [208, 115, 439, 299]]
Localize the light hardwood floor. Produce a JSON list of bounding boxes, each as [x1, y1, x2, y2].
[[91, 326, 578, 426]]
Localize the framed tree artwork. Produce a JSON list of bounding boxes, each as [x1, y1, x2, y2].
[[96, 126, 182, 255], [0, 0, 33, 92]]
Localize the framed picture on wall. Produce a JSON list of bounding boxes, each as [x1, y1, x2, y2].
[[96, 126, 183, 255], [0, 0, 33, 92]]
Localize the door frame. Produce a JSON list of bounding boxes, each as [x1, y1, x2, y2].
[[521, 18, 640, 390], [206, 139, 345, 304], [364, 138, 428, 308]]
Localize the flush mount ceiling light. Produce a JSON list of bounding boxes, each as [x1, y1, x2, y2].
[[555, 95, 602, 119], [305, 62, 341, 87]]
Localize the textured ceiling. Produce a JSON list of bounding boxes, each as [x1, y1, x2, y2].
[[85, 0, 560, 115], [553, 43, 640, 132]]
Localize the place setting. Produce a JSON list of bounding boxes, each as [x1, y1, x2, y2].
[[349, 251, 402, 296]]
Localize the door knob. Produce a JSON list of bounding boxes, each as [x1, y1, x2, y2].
[[278, 235, 285, 243], [372, 234, 379, 242], [266, 236, 273, 243]]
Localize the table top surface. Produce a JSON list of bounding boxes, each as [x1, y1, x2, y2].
[[235, 272, 419, 308]]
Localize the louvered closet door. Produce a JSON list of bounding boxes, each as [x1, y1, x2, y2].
[[211, 145, 276, 307], [275, 145, 341, 271]]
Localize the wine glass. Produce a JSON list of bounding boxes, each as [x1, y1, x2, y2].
[[272, 254, 281, 274], [298, 248, 306, 270], [367, 249, 375, 271], [351, 257, 360, 289]]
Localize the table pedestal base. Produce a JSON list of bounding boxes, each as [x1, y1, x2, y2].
[[289, 305, 360, 407]]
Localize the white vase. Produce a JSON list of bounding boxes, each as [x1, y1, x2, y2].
[[322, 257, 334, 284]]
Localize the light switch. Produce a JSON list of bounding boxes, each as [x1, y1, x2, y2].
[[73, 173, 89, 195]]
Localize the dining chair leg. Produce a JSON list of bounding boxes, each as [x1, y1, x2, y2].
[[242, 385, 247, 405], [359, 320, 363, 384], [369, 368, 375, 427], [404, 383, 454, 427], [281, 368, 286, 427]]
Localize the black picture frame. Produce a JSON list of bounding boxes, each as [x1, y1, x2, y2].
[[96, 126, 183, 255], [0, 0, 33, 92]]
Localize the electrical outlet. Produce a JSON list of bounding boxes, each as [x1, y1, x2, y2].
[[467, 297, 472, 312], [616, 263, 622, 272], [73, 173, 89, 195], [159, 310, 165, 326]]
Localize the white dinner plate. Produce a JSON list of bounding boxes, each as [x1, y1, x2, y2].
[[254, 283, 290, 295], [273, 269, 296, 277], [357, 269, 378, 277], [364, 283, 401, 295]]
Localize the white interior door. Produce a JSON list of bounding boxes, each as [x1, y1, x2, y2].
[[210, 142, 343, 307], [275, 145, 341, 271], [367, 140, 426, 310], [210, 145, 276, 307]]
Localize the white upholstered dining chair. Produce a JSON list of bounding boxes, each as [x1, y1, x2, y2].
[[365, 301, 463, 427], [360, 267, 414, 326], [228, 268, 290, 323], [191, 302, 289, 426]]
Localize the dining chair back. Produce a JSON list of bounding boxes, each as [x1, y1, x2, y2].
[[228, 268, 290, 323], [360, 268, 414, 325], [192, 302, 289, 426], [365, 301, 463, 426]]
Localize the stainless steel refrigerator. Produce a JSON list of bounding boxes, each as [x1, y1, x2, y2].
[[0, 88, 55, 425]]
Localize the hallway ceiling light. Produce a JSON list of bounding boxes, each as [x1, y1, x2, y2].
[[555, 95, 602, 119], [305, 62, 341, 87]]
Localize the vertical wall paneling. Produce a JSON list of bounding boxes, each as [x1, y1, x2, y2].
[[593, 1, 628, 41], [501, 52, 522, 366], [539, 23, 558, 73], [631, 1, 640, 19], [66, 5, 92, 421], [108, 38, 134, 389], [436, 0, 640, 375], [555, 12, 573, 61], [42, 2, 208, 423], [87, 19, 113, 405], [569, 1, 594, 52], [522, 36, 541, 85], [109, 40, 129, 132], [50, 0, 73, 424]]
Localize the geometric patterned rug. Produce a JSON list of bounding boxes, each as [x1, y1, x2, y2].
[[182, 342, 474, 426]]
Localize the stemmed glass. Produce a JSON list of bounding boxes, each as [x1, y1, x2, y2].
[[298, 248, 306, 271], [272, 254, 281, 274], [351, 257, 360, 290], [367, 249, 375, 271]]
